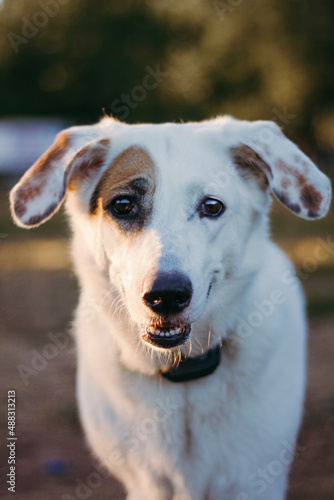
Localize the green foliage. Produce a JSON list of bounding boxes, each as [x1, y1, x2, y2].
[[0, 0, 334, 143]]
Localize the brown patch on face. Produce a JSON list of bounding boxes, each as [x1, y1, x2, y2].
[[231, 144, 271, 190], [90, 145, 156, 215], [300, 184, 323, 217], [89, 145, 156, 234], [95, 146, 155, 199]]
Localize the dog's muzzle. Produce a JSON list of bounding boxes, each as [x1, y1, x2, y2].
[[141, 324, 191, 349], [141, 272, 192, 348]]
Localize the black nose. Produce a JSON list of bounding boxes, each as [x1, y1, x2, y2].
[[143, 272, 193, 315]]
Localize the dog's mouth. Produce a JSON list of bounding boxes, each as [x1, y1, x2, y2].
[[141, 324, 191, 349]]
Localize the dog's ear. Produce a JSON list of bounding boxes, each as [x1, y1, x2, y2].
[[10, 127, 110, 228], [228, 119, 331, 219]]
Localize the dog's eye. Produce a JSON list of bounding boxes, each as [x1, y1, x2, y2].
[[109, 196, 137, 216], [201, 198, 225, 217]]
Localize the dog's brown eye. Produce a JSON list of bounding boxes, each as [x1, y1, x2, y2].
[[201, 198, 225, 217], [110, 197, 137, 216]]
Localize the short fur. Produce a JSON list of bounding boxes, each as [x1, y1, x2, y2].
[[10, 116, 331, 500]]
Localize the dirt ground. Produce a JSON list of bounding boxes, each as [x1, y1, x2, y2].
[[0, 264, 333, 500]]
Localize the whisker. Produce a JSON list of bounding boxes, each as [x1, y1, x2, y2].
[[207, 329, 212, 349]]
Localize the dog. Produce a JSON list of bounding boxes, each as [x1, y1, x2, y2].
[[10, 116, 331, 500]]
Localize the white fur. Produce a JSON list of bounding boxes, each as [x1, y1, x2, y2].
[[10, 116, 332, 500]]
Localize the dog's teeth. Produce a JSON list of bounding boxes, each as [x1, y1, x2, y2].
[[142, 325, 191, 339]]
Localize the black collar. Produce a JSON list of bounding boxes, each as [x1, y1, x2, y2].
[[161, 344, 222, 383]]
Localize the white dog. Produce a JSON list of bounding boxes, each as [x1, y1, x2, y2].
[[10, 116, 331, 500]]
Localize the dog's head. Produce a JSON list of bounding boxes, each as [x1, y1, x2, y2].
[[10, 117, 331, 356]]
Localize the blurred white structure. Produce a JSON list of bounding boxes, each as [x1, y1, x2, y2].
[[0, 118, 67, 174]]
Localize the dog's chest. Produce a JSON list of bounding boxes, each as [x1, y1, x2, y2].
[[80, 359, 249, 480]]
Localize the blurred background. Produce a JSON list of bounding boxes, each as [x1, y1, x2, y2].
[[0, 0, 333, 498]]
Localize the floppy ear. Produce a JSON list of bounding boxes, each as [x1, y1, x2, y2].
[[227, 118, 332, 219], [10, 127, 110, 228]]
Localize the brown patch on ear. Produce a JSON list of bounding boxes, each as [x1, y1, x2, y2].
[[98, 139, 110, 148], [300, 184, 323, 217], [275, 160, 307, 187], [14, 132, 71, 204], [272, 189, 301, 214], [16, 183, 43, 204], [68, 139, 110, 191], [281, 178, 291, 189], [231, 144, 271, 190], [90, 145, 156, 214], [25, 201, 60, 227], [14, 199, 27, 218], [32, 132, 71, 175]]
